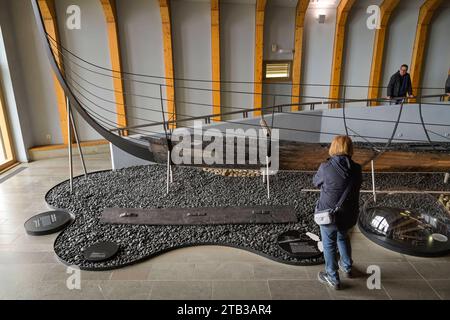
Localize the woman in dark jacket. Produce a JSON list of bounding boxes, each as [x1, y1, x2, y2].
[[313, 136, 362, 290]]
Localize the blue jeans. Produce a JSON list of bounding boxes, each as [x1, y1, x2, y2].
[[320, 224, 352, 283]]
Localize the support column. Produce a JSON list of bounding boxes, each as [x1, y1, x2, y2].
[[159, 0, 176, 129], [291, 0, 310, 111], [253, 0, 267, 117], [211, 0, 221, 121], [328, 0, 356, 106]]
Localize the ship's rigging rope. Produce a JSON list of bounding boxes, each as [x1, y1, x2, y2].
[[43, 31, 450, 159]]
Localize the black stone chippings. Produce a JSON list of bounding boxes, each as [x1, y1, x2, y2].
[[364, 193, 450, 216], [45, 164, 450, 271]]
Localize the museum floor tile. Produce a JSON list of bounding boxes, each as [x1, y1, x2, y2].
[[0, 154, 449, 300]]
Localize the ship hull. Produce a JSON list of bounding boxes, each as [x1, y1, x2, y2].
[[145, 136, 450, 172]]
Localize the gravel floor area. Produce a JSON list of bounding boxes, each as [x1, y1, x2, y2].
[[45, 165, 450, 270], [356, 172, 449, 192]]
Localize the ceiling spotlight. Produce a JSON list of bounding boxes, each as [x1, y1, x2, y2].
[[310, 0, 337, 8]]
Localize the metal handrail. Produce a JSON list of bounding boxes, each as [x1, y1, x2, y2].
[[111, 94, 448, 133]]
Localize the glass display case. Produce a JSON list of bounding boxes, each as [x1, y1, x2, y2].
[[359, 193, 450, 257]]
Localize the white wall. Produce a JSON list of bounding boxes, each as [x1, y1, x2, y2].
[[171, 0, 212, 126], [262, 3, 296, 111], [220, 1, 255, 120], [343, 0, 382, 100], [116, 0, 165, 133], [422, 4, 450, 97], [263, 3, 296, 61], [56, 0, 115, 142], [302, 5, 337, 107], [6, 0, 62, 147]]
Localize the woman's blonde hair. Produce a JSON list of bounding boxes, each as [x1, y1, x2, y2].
[[329, 135, 354, 157]]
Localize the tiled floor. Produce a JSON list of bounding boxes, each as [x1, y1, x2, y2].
[[0, 153, 449, 300]]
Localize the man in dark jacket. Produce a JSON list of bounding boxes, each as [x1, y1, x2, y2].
[[313, 136, 362, 290], [387, 64, 414, 104]]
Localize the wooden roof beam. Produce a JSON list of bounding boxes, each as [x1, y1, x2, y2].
[[211, 0, 221, 122], [253, 0, 267, 117], [37, 0, 70, 144], [159, 0, 177, 128], [158, 0, 176, 129], [99, 0, 128, 134], [410, 0, 443, 97], [291, 0, 310, 111]]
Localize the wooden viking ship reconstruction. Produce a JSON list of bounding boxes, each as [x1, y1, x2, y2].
[[31, 1, 450, 174]]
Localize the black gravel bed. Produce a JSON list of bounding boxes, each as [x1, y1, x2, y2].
[[46, 165, 326, 270], [361, 172, 450, 192], [45, 165, 450, 270], [363, 193, 450, 220], [353, 142, 450, 153], [303, 171, 449, 192]]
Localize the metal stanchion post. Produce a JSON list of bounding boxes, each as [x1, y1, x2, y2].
[[169, 153, 173, 183], [260, 117, 271, 198], [166, 150, 170, 194], [68, 104, 87, 178], [66, 97, 73, 193], [266, 155, 270, 199], [371, 160, 376, 203]]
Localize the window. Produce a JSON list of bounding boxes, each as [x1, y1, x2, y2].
[[0, 87, 16, 171], [0, 27, 15, 172], [0, 82, 15, 172], [263, 60, 292, 82]]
